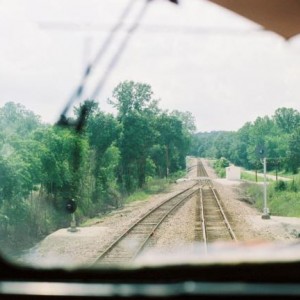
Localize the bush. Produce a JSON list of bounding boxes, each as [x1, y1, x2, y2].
[[214, 157, 230, 169], [275, 180, 287, 191], [247, 178, 300, 217], [288, 176, 300, 193], [213, 157, 229, 178]]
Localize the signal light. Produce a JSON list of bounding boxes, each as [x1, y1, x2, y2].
[[66, 199, 77, 214]]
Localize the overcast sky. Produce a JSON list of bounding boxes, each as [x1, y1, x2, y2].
[[1, 0, 300, 132]]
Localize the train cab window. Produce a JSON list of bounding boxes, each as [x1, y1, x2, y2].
[[1, 0, 300, 298]]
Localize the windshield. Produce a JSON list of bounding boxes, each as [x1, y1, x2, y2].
[[1, 0, 300, 269]]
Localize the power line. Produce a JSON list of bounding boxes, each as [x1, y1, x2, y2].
[[91, 0, 150, 100], [57, 0, 178, 127], [58, 0, 138, 122]]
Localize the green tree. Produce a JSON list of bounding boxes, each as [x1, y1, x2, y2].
[[0, 102, 41, 137], [109, 81, 159, 121], [33, 127, 87, 204], [274, 107, 300, 134], [155, 113, 192, 176], [170, 110, 196, 134], [86, 104, 121, 204], [287, 127, 300, 173], [118, 112, 158, 190], [110, 81, 159, 191]]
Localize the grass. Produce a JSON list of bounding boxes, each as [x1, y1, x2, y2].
[[124, 174, 184, 204], [81, 185, 163, 227], [244, 174, 300, 217], [267, 170, 294, 179], [241, 172, 267, 182], [81, 172, 187, 226], [81, 184, 162, 227], [267, 191, 300, 217], [125, 190, 150, 203]]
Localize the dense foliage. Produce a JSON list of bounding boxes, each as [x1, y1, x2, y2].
[[191, 107, 300, 173], [0, 81, 195, 252], [213, 157, 230, 178]]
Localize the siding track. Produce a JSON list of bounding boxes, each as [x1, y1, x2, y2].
[[94, 182, 199, 265], [94, 159, 237, 265]]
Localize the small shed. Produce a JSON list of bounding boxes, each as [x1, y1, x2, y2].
[[226, 165, 241, 181]]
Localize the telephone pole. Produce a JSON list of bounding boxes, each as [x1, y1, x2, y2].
[[262, 157, 270, 219]]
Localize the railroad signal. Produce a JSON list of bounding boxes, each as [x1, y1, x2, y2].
[[66, 199, 78, 232], [262, 157, 270, 220], [66, 199, 77, 214], [256, 145, 266, 159]]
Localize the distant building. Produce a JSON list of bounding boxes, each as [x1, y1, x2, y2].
[[226, 165, 241, 181]]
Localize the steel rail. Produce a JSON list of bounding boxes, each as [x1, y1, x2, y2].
[[197, 160, 209, 177], [131, 188, 199, 260], [199, 187, 208, 254], [210, 187, 237, 242], [196, 159, 237, 246], [93, 182, 199, 265], [200, 187, 237, 244]]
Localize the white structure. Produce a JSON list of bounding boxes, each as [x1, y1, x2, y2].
[[226, 165, 241, 181]]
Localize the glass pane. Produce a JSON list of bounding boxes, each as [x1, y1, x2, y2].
[[1, 0, 300, 269]]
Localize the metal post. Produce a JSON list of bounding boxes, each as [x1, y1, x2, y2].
[[68, 213, 78, 232], [262, 157, 270, 219]]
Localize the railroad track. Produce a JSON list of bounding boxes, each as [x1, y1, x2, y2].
[[197, 159, 208, 177], [94, 158, 236, 265], [197, 159, 211, 188], [186, 159, 208, 177], [195, 159, 237, 249], [94, 182, 199, 265]]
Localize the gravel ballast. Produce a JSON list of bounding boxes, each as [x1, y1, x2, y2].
[[20, 158, 300, 267]]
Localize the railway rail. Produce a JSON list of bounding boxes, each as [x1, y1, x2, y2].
[[195, 160, 237, 249], [94, 159, 237, 265], [94, 182, 199, 265], [197, 159, 209, 177]]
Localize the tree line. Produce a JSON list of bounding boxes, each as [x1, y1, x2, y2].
[[0, 81, 195, 251], [191, 107, 300, 173]]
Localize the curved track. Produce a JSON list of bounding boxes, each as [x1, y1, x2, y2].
[[94, 182, 199, 265], [94, 159, 237, 265]]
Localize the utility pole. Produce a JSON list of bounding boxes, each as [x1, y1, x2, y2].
[[262, 157, 270, 219]]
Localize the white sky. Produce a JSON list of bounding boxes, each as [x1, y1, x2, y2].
[[1, 0, 300, 131]]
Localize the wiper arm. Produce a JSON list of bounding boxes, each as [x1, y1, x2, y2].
[[57, 0, 138, 128]]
